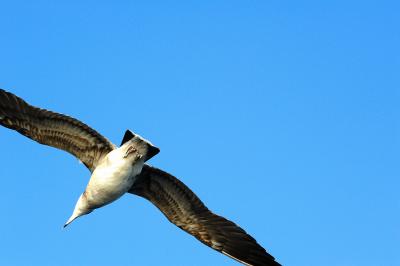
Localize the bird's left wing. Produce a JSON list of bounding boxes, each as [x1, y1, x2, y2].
[[0, 89, 115, 172], [129, 165, 281, 266]]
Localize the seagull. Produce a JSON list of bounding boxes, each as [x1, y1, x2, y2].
[[0, 89, 281, 266]]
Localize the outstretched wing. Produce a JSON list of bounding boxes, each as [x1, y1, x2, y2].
[[0, 89, 115, 172], [130, 165, 281, 266]]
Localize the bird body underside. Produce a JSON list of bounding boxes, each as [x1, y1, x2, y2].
[[85, 163, 140, 209], [65, 132, 158, 227], [64, 158, 142, 226], [0, 89, 281, 266], [85, 153, 142, 209]]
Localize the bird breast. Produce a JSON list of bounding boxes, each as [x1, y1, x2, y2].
[[84, 158, 144, 209]]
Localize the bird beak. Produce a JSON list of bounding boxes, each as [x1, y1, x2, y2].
[[63, 214, 78, 228]]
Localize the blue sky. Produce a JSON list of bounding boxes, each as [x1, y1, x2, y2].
[[0, 1, 398, 265]]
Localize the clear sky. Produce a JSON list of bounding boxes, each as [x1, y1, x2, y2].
[[0, 1, 398, 266]]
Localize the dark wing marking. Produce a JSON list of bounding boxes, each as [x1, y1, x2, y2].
[[0, 89, 115, 171], [129, 165, 281, 266]]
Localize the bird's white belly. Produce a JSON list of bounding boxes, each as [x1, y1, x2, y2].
[[84, 161, 143, 209]]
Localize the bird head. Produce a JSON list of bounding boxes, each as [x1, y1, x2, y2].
[[63, 194, 92, 228]]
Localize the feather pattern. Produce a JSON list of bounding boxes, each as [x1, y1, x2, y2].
[[130, 165, 281, 266], [0, 89, 115, 171]]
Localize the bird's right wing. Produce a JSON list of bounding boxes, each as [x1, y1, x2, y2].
[[0, 89, 115, 172], [129, 165, 281, 266]]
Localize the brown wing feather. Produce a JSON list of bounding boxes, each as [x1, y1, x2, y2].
[[130, 165, 281, 266], [0, 89, 115, 171]]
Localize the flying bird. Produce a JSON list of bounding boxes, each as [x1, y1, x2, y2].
[[0, 89, 281, 266]]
